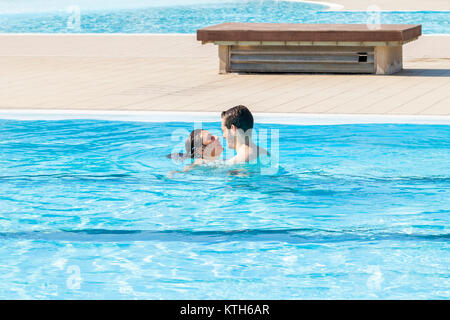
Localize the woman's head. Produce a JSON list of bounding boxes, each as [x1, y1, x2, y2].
[[186, 129, 223, 161]]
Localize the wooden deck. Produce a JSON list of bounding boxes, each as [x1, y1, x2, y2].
[[0, 34, 449, 115]]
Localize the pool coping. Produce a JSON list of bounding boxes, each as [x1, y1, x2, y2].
[[1, 109, 449, 125], [284, 0, 344, 11], [295, 0, 450, 12]]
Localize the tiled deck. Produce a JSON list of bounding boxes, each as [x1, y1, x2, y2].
[[0, 34, 449, 115]]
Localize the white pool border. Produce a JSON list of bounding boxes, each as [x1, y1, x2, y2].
[[0, 109, 449, 125], [293, 0, 450, 12], [285, 0, 344, 11]]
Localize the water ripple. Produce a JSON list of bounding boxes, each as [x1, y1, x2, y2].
[[0, 228, 448, 243]]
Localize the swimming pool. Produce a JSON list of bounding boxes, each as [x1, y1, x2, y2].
[[0, 116, 448, 299], [0, 0, 449, 34]]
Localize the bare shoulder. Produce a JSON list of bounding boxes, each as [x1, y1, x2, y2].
[[225, 155, 242, 165]]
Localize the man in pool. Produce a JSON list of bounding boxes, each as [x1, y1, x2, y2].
[[221, 105, 268, 164]]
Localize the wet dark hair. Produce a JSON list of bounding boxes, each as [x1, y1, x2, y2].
[[166, 129, 204, 161], [185, 129, 204, 159], [221, 105, 254, 133]]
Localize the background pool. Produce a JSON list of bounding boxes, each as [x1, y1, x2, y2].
[[0, 0, 448, 34], [0, 119, 448, 299]]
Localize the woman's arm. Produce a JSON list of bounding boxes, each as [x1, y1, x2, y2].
[[167, 163, 199, 178]]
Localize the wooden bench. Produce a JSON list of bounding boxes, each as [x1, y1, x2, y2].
[[197, 23, 421, 75]]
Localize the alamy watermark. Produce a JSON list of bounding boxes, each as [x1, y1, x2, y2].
[[52, 259, 83, 292], [169, 122, 280, 175], [366, 5, 382, 30], [66, 265, 82, 290], [66, 5, 81, 31]]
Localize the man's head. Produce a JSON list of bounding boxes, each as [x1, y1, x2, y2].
[[221, 105, 254, 150]]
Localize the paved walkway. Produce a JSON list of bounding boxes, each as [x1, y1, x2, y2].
[[0, 34, 449, 115]]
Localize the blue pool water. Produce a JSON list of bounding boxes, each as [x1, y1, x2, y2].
[[0, 0, 449, 34], [0, 118, 449, 299]]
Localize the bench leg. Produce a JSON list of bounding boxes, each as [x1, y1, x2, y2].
[[375, 46, 403, 75], [218, 45, 230, 74]]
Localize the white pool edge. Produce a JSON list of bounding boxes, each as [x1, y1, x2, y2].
[[293, 0, 450, 12], [285, 0, 344, 11], [1, 109, 449, 125]]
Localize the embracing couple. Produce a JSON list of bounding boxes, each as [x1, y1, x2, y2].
[[170, 105, 269, 172]]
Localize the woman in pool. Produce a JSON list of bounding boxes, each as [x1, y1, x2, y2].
[[167, 129, 224, 173]]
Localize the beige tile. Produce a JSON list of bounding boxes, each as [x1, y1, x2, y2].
[[388, 81, 450, 114], [418, 96, 450, 115], [0, 35, 449, 115]]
